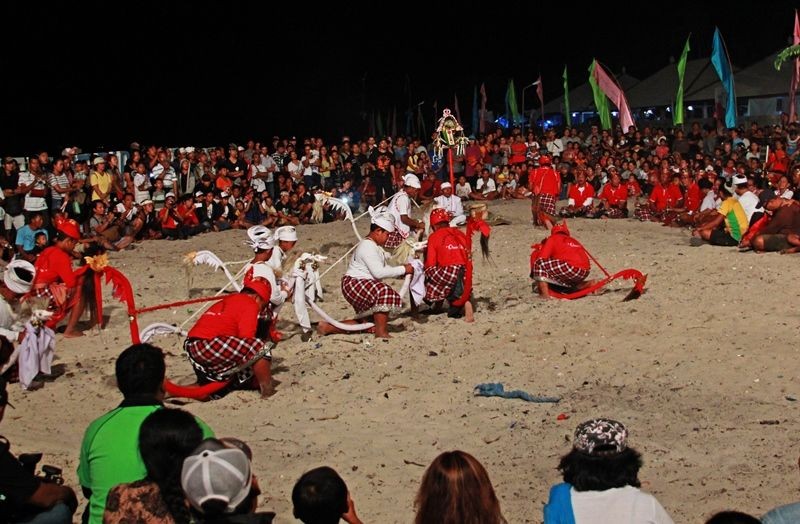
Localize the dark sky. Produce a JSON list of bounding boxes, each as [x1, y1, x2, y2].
[[0, 1, 796, 153]]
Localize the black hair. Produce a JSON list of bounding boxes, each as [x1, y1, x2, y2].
[[115, 343, 166, 398], [26, 212, 43, 224], [292, 466, 349, 524], [705, 511, 761, 524], [369, 223, 385, 232], [55, 231, 73, 242], [557, 447, 642, 492], [139, 409, 203, 524], [698, 178, 713, 190]]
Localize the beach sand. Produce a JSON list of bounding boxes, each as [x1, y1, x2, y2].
[[4, 198, 800, 523]]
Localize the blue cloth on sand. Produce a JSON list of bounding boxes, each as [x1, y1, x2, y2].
[[473, 383, 560, 403]]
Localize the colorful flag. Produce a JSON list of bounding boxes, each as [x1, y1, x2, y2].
[[674, 35, 691, 126], [593, 62, 635, 132], [533, 76, 544, 107], [588, 60, 612, 130], [506, 79, 520, 125], [472, 85, 479, 135], [711, 27, 737, 129], [563, 66, 571, 126], [790, 10, 800, 123], [479, 83, 487, 133]]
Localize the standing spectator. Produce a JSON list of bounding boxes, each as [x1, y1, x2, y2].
[[18, 157, 49, 225], [48, 156, 71, 213], [89, 157, 112, 203], [1, 157, 24, 241]]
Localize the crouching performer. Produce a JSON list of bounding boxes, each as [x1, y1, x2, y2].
[[531, 221, 593, 298], [318, 208, 414, 339], [424, 208, 474, 321], [184, 278, 276, 398]]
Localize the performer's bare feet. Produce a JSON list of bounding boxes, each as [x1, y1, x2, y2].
[[463, 300, 475, 322], [373, 312, 391, 339], [316, 321, 338, 336], [259, 382, 276, 399], [536, 281, 552, 299]]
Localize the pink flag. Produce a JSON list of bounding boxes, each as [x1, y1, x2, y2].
[[593, 63, 635, 132], [790, 10, 800, 123], [533, 76, 544, 106], [479, 83, 487, 133]]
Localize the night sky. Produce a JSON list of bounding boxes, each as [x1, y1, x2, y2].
[[1, 1, 796, 153]]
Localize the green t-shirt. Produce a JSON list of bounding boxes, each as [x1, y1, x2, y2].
[[77, 403, 213, 524]]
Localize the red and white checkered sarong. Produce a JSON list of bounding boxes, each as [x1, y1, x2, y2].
[[341, 275, 403, 315], [384, 230, 406, 250], [424, 265, 463, 302], [605, 206, 627, 219], [531, 258, 590, 288], [538, 193, 557, 216], [184, 336, 271, 384]]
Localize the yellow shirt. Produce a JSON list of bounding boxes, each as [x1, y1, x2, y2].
[[717, 197, 748, 241], [90, 170, 112, 201]]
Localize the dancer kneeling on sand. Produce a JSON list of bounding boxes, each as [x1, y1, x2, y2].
[[530, 221, 594, 299], [317, 209, 414, 339], [424, 208, 474, 322], [184, 279, 276, 398]]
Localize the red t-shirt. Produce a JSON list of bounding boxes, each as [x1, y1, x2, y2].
[[530, 167, 560, 196], [425, 227, 468, 268], [33, 246, 76, 288], [177, 203, 200, 226], [568, 183, 595, 207], [600, 183, 628, 206], [158, 208, 178, 229], [419, 179, 442, 199], [187, 293, 262, 340], [539, 233, 590, 270], [684, 183, 701, 212], [509, 142, 527, 164], [626, 178, 642, 197], [649, 184, 683, 210]]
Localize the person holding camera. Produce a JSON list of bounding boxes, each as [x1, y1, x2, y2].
[[0, 377, 78, 523]]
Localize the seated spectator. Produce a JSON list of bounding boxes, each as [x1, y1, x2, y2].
[[138, 200, 162, 240], [692, 182, 748, 247], [544, 418, 673, 524], [414, 450, 505, 524], [0, 376, 78, 523], [359, 176, 377, 208], [418, 172, 441, 203], [292, 466, 362, 524], [14, 212, 47, 263], [455, 175, 472, 200], [103, 408, 204, 523], [469, 169, 498, 200], [340, 180, 361, 213], [79, 343, 213, 524], [182, 438, 275, 523], [747, 198, 800, 252]]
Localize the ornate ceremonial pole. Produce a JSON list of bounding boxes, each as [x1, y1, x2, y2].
[[432, 109, 469, 188]]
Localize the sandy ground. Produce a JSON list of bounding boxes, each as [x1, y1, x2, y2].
[[4, 197, 800, 523]]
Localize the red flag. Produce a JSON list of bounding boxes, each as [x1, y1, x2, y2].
[[479, 83, 487, 133], [593, 63, 635, 132], [790, 10, 800, 123]]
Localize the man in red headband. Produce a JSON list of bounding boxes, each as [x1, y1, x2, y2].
[[424, 208, 474, 321], [30, 219, 85, 337], [184, 279, 275, 398], [530, 221, 592, 299]]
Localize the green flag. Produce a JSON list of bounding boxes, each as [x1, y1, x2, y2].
[[588, 60, 611, 130], [674, 35, 691, 126], [563, 66, 571, 126], [506, 79, 521, 125]]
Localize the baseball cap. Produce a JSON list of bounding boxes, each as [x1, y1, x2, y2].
[[165, 192, 176, 200], [182, 439, 252, 514], [92, 156, 106, 165], [573, 418, 628, 455]]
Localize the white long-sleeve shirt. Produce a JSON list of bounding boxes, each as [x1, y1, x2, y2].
[[434, 194, 465, 219], [345, 239, 406, 280]]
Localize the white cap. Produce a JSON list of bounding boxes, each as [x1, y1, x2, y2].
[[403, 174, 421, 189], [3, 259, 35, 294], [220, 191, 229, 198], [185, 146, 196, 153], [246, 225, 275, 251], [195, 191, 204, 197], [274, 225, 298, 242], [369, 206, 395, 232], [181, 446, 252, 514], [440, 182, 452, 189], [165, 192, 176, 199]]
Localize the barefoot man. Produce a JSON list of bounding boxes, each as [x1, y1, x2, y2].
[[30, 219, 86, 337], [184, 279, 276, 398], [530, 221, 592, 298], [318, 208, 414, 339], [424, 208, 475, 321]]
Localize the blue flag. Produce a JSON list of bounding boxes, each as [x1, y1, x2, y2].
[[711, 27, 736, 128]]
